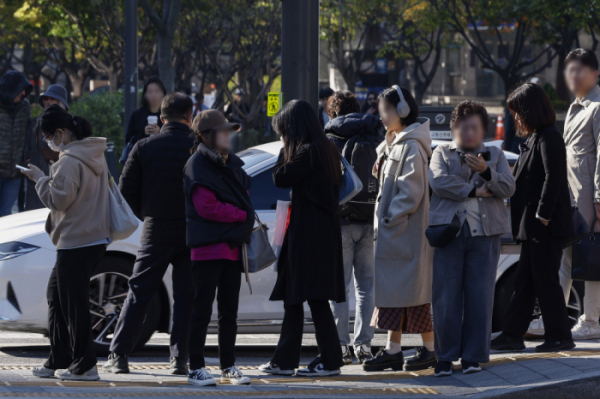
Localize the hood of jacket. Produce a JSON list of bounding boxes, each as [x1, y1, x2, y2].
[[0, 71, 33, 107], [324, 112, 382, 139], [389, 117, 432, 157], [59, 137, 107, 176]]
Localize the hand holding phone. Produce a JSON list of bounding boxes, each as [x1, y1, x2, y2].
[[16, 164, 31, 172]]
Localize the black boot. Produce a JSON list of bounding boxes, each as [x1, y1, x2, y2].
[[403, 347, 436, 371], [103, 353, 129, 374], [362, 348, 404, 372], [535, 340, 575, 353], [490, 333, 525, 351], [170, 356, 188, 375]]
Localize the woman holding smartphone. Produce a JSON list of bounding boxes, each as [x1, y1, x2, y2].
[[21, 105, 110, 381]]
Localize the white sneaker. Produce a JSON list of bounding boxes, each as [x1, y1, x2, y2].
[[32, 366, 55, 378], [571, 316, 600, 340], [55, 365, 100, 381], [221, 366, 251, 385], [258, 361, 294, 375], [188, 368, 217, 387], [525, 317, 545, 338]]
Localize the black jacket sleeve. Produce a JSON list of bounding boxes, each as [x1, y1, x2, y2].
[[118, 142, 143, 219], [537, 132, 567, 220], [272, 146, 314, 189]]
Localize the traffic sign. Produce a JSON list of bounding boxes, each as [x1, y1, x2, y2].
[[267, 92, 281, 117]]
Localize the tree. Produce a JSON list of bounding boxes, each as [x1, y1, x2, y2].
[[430, 0, 559, 99], [140, 0, 181, 92], [320, 0, 384, 92], [531, 0, 600, 103], [380, 0, 449, 104], [181, 0, 281, 131]]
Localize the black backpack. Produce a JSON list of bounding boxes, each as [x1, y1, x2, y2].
[[339, 134, 381, 222]]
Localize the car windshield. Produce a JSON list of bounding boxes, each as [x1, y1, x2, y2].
[[238, 149, 274, 171]]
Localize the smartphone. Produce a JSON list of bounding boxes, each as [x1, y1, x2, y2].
[[16, 164, 31, 172], [480, 150, 491, 161]]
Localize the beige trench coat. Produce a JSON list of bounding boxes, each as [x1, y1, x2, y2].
[[373, 118, 433, 308], [564, 85, 600, 231]]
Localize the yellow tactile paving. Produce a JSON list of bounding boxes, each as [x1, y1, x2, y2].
[[2, 349, 600, 392]]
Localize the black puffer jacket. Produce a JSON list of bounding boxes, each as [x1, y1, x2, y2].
[[119, 122, 194, 244], [183, 143, 254, 249], [324, 112, 383, 150], [0, 71, 32, 179]]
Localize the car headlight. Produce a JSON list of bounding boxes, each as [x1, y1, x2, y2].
[[0, 242, 40, 261]]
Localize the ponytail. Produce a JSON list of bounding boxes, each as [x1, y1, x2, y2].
[[190, 129, 216, 154], [39, 104, 93, 140]]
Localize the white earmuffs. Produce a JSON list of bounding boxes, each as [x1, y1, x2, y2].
[[392, 85, 410, 118]]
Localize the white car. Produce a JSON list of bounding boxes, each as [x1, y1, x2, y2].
[[0, 139, 582, 353]]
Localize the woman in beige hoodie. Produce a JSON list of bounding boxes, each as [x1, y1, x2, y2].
[[21, 105, 110, 381]]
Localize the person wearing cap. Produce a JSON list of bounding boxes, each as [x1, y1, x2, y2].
[[21, 84, 68, 211], [0, 70, 32, 216], [224, 88, 250, 126], [103, 93, 195, 376], [184, 109, 255, 387]]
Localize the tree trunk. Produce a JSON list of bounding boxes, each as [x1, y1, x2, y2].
[[157, 35, 175, 92], [555, 46, 571, 104]]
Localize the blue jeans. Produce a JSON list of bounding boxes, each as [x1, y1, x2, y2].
[[0, 177, 21, 217], [432, 223, 500, 363], [330, 223, 375, 348]]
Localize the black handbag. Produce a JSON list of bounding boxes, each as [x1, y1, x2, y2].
[[565, 207, 590, 247], [572, 219, 600, 281], [426, 213, 461, 248]]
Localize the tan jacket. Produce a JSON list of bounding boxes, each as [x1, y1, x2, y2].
[[373, 118, 433, 308], [35, 138, 111, 249], [564, 84, 600, 231]]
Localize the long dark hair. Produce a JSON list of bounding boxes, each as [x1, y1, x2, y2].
[[38, 104, 93, 141], [140, 76, 167, 110], [507, 83, 556, 137], [272, 99, 341, 185]]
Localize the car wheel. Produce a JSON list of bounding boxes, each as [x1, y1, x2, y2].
[[89, 255, 161, 356], [492, 265, 584, 333]]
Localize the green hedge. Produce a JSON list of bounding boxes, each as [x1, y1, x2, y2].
[[69, 90, 125, 162]]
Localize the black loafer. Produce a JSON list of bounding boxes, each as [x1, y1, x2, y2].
[[403, 347, 436, 371], [170, 356, 188, 375], [490, 333, 526, 351], [362, 348, 404, 372], [535, 340, 576, 353]]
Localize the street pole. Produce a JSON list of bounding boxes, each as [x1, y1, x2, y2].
[[124, 0, 138, 135], [281, 0, 319, 111]]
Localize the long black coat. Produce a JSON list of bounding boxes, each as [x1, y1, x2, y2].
[[269, 143, 345, 305], [511, 124, 574, 241]]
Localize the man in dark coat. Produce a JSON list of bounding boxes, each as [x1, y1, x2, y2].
[[318, 87, 334, 128], [21, 85, 68, 211], [323, 90, 383, 364], [103, 93, 195, 375], [0, 70, 32, 216]]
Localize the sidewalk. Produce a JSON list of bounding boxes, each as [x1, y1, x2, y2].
[[0, 340, 599, 398]]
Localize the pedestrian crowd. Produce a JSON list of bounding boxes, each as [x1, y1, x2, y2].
[[1, 48, 600, 384]]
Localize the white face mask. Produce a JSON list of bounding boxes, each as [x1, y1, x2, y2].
[[47, 133, 65, 152]]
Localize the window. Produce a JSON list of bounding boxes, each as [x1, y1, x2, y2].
[[249, 168, 292, 210]]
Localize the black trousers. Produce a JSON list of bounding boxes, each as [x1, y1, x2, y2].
[[189, 259, 242, 370], [272, 300, 344, 371], [110, 242, 194, 358], [44, 245, 106, 374], [504, 238, 573, 342]]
